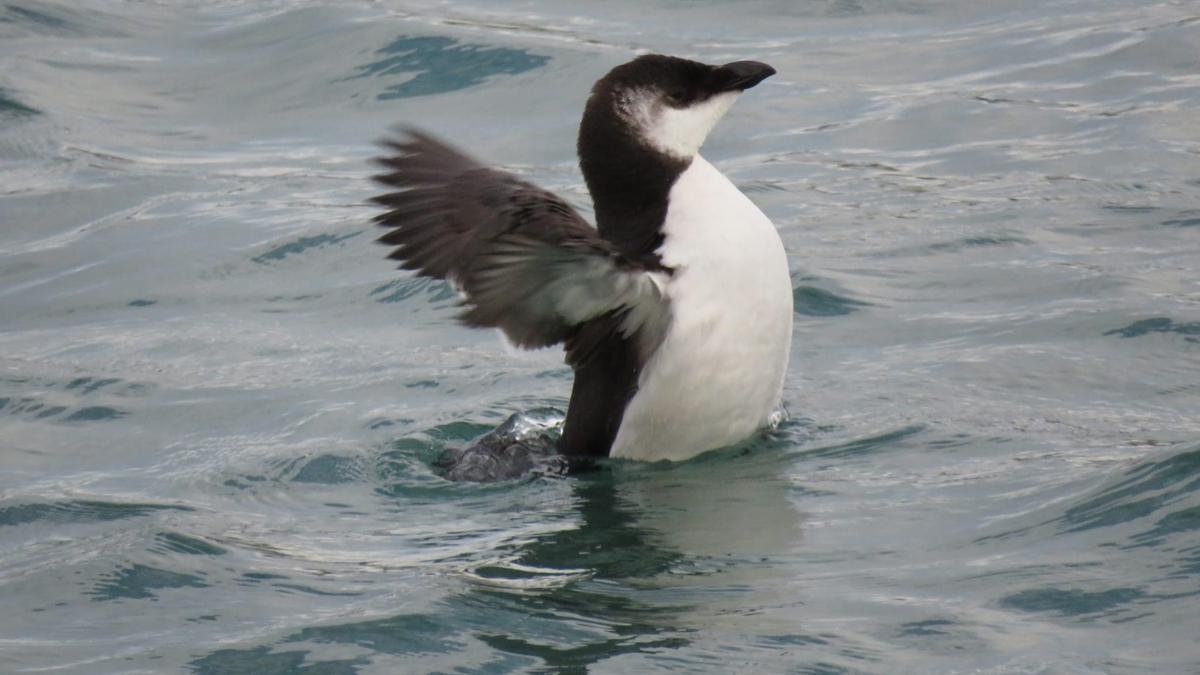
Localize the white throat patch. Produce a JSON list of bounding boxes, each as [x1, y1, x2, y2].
[[617, 89, 739, 159]]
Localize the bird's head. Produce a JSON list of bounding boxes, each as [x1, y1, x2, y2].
[[580, 54, 776, 162]]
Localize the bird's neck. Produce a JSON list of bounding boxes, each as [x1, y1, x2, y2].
[[578, 110, 690, 262]]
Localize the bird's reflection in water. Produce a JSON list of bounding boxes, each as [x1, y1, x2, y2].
[[462, 429, 808, 670], [464, 474, 691, 669]]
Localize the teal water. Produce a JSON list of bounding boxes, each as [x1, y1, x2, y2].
[[2, 1, 1200, 672]]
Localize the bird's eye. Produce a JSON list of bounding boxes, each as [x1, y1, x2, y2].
[[665, 90, 686, 104]]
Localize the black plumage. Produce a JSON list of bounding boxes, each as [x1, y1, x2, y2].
[[370, 129, 669, 411]]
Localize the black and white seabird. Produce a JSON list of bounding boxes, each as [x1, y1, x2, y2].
[[371, 54, 793, 479]]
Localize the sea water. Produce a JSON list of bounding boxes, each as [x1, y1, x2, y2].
[[2, 1, 1199, 672]]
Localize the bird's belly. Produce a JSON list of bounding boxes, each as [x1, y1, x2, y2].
[[609, 298, 791, 461], [608, 157, 793, 461]]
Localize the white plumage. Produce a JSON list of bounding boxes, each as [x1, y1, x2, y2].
[[609, 155, 793, 461]]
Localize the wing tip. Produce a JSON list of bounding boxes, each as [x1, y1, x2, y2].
[[373, 125, 447, 154]]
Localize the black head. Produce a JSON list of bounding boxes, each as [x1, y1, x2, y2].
[[576, 54, 775, 260], [580, 54, 775, 161]]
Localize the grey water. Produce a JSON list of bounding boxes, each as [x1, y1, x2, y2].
[[2, 0, 1199, 672]]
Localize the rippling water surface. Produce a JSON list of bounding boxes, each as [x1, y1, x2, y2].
[[2, 1, 1199, 672]]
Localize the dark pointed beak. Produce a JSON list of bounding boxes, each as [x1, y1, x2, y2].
[[715, 60, 776, 92]]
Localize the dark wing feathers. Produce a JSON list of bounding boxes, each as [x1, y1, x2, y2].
[[371, 128, 668, 365]]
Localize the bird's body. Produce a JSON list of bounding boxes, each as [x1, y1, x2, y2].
[[371, 54, 792, 478], [609, 156, 792, 461]]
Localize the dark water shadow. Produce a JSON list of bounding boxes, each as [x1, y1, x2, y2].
[[1060, 444, 1200, 565], [89, 563, 208, 601], [368, 275, 456, 305], [0, 397, 129, 424], [1, 3, 82, 37], [997, 585, 1147, 621], [0, 499, 192, 528], [348, 35, 550, 101], [152, 531, 228, 556], [0, 86, 39, 120], [1103, 317, 1200, 343], [972, 442, 1200, 622], [1159, 210, 1200, 228], [252, 231, 362, 264], [795, 424, 927, 461], [455, 474, 694, 673], [792, 279, 872, 317], [976, 442, 1200, 544], [190, 646, 365, 675]]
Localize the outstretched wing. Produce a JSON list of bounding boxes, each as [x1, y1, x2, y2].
[[370, 128, 669, 366]]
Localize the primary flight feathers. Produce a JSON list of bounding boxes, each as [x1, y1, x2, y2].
[[370, 129, 670, 366]]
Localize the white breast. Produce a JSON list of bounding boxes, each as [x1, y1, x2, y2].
[[609, 156, 793, 461]]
